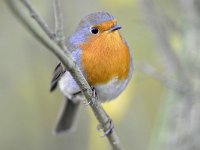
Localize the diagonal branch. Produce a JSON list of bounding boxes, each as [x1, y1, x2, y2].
[[6, 0, 123, 149]]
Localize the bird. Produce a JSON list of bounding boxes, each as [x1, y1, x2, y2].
[[50, 12, 134, 135]]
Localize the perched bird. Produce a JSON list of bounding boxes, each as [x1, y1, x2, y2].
[[50, 12, 133, 134]]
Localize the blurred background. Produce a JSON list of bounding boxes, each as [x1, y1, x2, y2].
[[1, 0, 200, 149]]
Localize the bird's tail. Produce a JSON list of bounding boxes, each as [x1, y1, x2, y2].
[[53, 97, 80, 135]]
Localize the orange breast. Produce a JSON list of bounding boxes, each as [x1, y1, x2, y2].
[[79, 31, 130, 85]]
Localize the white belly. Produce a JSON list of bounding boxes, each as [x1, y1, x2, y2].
[[94, 77, 130, 102], [59, 70, 132, 103]]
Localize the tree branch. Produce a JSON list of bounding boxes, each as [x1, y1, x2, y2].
[[21, 0, 56, 40], [137, 63, 186, 93], [6, 0, 123, 149], [53, 0, 65, 48], [139, 0, 190, 85]]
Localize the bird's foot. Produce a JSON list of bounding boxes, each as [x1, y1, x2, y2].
[[96, 118, 114, 137], [83, 86, 97, 106], [91, 86, 97, 105]]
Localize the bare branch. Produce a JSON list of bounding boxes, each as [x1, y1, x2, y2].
[[6, 0, 123, 149], [137, 63, 186, 93], [53, 0, 65, 48], [21, 0, 56, 40], [139, 0, 190, 84]]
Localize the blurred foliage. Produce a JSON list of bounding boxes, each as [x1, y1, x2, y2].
[[0, 0, 188, 149]]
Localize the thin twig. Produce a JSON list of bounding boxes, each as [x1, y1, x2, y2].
[[137, 63, 186, 93], [139, 0, 190, 84], [21, 0, 56, 40], [53, 0, 65, 48], [6, 0, 123, 149]]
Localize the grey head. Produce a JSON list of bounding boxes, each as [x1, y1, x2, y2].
[[66, 12, 115, 51], [78, 12, 115, 29]]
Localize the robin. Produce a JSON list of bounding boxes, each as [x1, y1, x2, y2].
[[50, 12, 133, 135]]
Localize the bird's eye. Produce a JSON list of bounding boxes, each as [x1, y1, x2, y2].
[[90, 27, 99, 34]]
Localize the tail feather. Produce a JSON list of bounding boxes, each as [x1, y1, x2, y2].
[[53, 97, 80, 135]]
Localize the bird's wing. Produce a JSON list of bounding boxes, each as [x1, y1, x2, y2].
[[49, 63, 65, 92]]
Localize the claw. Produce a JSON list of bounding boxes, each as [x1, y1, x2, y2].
[[96, 119, 114, 137], [81, 86, 97, 106], [82, 99, 91, 106], [96, 124, 103, 132], [96, 124, 105, 137], [91, 87, 97, 105], [83, 87, 97, 106]]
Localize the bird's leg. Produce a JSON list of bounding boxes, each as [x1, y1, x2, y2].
[[91, 86, 97, 104], [82, 86, 97, 106], [96, 117, 114, 137]]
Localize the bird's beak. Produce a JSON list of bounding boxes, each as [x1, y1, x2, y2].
[[109, 24, 122, 32]]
